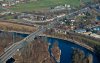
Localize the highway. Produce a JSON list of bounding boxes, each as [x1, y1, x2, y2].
[[0, 11, 65, 63], [0, 4, 97, 63]]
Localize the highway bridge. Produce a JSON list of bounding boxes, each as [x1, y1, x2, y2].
[[0, 12, 65, 63], [0, 6, 94, 63]]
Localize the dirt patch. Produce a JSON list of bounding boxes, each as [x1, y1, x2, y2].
[[0, 21, 37, 33]]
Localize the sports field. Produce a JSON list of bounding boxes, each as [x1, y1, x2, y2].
[[10, 0, 91, 12]]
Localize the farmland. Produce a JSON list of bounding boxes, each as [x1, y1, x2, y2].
[[10, 0, 81, 12]]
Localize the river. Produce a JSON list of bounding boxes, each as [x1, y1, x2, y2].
[[47, 37, 99, 63], [0, 31, 99, 63]]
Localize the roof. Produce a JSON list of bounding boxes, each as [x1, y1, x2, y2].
[[74, 29, 86, 33], [92, 26, 100, 31]]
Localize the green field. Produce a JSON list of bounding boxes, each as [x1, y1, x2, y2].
[[10, 0, 91, 12]]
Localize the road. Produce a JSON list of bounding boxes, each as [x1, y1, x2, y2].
[[0, 11, 65, 63], [0, 3, 98, 63], [0, 6, 91, 26]]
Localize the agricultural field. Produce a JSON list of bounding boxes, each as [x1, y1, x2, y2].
[[10, 0, 82, 12]]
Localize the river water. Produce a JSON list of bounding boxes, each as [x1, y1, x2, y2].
[[0, 31, 99, 63], [47, 37, 100, 63]]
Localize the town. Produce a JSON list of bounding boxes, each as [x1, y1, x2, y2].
[[0, 0, 100, 63]]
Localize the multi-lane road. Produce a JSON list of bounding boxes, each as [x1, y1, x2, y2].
[[0, 3, 99, 63], [0, 12, 65, 63]]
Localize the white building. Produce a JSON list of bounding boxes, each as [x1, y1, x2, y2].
[[0, 0, 4, 1]]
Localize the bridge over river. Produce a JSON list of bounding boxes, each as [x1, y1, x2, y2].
[[0, 5, 95, 63]]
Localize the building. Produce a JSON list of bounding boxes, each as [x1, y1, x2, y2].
[[0, 0, 3, 1], [74, 29, 86, 33], [92, 26, 100, 31], [96, 16, 100, 21], [50, 5, 66, 12]]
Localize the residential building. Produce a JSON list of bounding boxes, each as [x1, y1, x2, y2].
[[74, 29, 87, 33]]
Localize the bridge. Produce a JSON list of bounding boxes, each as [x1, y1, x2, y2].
[[0, 13, 65, 63], [0, 6, 94, 63]]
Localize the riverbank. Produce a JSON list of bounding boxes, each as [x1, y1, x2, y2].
[[0, 31, 99, 63], [13, 37, 61, 63], [40, 34, 94, 52]]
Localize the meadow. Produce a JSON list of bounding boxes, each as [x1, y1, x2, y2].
[[10, 0, 81, 12]]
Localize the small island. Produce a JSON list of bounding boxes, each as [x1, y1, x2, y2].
[[51, 42, 61, 62]]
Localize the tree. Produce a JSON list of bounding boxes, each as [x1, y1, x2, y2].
[[92, 0, 100, 3]]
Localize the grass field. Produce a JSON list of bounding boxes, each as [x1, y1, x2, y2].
[[10, 0, 81, 12]]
